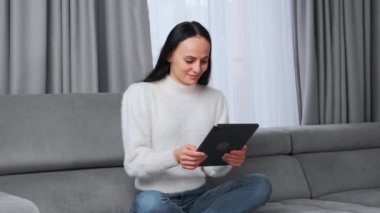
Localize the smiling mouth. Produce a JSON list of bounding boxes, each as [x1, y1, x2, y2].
[[188, 76, 200, 81]]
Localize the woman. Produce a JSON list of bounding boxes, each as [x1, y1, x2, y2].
[[122, 21, 271, 213]]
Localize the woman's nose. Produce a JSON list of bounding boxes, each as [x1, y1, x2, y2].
[[193, 62, 201, 73]]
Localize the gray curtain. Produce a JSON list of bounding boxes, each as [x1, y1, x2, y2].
[[292, 0, 380, 125], [0, 0, 152, 94]]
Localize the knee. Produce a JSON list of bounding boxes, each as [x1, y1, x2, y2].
[[246, 173, 272, 201], [132, 191, 167, 212]]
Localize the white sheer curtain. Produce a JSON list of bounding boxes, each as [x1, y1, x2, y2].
[[148, 0, 298, 127]]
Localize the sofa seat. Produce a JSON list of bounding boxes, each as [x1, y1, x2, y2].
[[257, 199, 380, 213], [0, 192, 39, 213], [318, 187, 380, 208], [0, 168, 135, 213]]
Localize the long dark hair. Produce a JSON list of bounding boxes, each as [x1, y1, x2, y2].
[[143, 21, 212, 85]]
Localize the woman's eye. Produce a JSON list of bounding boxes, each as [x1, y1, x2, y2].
[[185, 60, 194, 64]]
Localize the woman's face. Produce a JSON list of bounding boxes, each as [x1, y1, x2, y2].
[[168, 36, 210, 85]]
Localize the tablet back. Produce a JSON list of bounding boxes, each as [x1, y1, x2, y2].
[[198, 123, 259, 166]]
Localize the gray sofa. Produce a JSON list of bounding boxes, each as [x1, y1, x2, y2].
[[0, 93, 379, 213]]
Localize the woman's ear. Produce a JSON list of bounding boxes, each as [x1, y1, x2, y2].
[[167, 52, 172, 63]]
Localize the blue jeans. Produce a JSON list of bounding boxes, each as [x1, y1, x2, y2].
[[130, 173, 272, 213]]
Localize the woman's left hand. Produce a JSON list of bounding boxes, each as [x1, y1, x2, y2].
[[222, 145, 247, 167]]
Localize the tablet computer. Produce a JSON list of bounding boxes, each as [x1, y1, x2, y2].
[[197, 123, 259, 166]]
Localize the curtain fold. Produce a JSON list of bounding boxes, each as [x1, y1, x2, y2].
[[10, 0, 47, 94], [0, 0, 10, 93], [373, 0, 380, 121], [0, 0, 152, 94], [292, 0, 380, 124]]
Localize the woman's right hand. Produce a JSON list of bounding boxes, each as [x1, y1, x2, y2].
[[174, 144, 207, 170]]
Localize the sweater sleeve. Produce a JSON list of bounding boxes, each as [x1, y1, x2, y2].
[[121, 84, 178, 179], [202, 92, 232, 177]]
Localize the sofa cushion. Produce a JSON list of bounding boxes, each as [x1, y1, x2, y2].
[[295, 148, 380, 198], [207, 155, 310, 202], [286, 122, 380, 154], [0, 167, 134, 213], [0, 94, 124, 175], [318, 187, 380, 208], [0, 192, 39, 213], [246, 127, 291, 157], [257, 199, 380, 213]]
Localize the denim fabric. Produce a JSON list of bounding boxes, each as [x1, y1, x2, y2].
[[130, 173, 272, 213]]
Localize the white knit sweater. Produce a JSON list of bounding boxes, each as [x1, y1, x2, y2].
[[121, 75, 231, 193]]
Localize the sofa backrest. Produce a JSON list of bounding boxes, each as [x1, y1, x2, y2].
[[0, 94, 124, 175], [207, 127, 311, 201], [287, 122, 380, 198]]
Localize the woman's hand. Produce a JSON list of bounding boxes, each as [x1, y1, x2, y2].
[[174, 144, 207, 170], [222, 145, 247, 167]]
